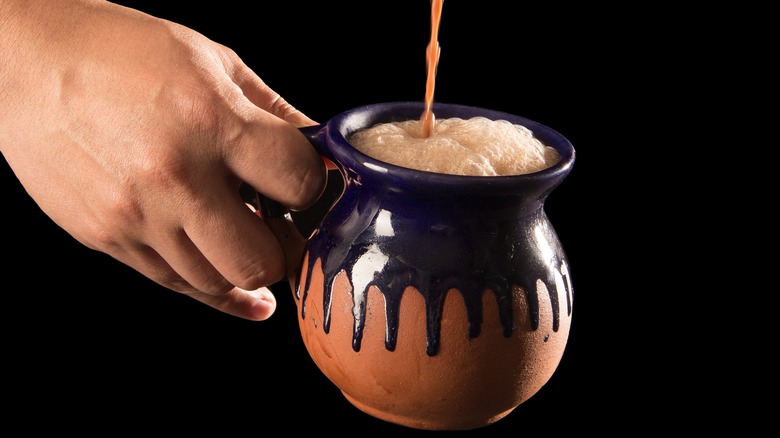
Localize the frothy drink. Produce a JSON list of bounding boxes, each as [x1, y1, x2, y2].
[[349, 0, 559, 177], [349, 117, 560, 176]]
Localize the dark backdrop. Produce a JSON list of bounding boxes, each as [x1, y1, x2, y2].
[[3, 1, 658, 435]]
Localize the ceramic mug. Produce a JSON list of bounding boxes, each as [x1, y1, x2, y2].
[[252, 101, 575, 431]]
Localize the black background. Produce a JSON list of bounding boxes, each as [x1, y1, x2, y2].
[[2, 1, 670, 435]]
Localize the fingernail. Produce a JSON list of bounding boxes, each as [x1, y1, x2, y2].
[[243, 287, 277, 320]]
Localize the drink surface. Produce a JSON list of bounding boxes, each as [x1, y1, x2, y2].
[[348, 117, 561, 176]]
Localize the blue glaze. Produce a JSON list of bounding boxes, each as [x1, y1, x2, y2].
[[298, 102, 575, 357]]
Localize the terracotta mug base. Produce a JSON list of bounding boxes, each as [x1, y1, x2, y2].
[[342, 390, 515, 430]]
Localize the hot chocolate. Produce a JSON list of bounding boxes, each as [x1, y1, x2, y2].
[[348, 117, 561, 176]]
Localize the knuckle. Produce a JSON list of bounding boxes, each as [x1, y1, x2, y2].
[[82, 218, 121, 251]]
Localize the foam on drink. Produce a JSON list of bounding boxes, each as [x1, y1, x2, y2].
[[349, 117, 560, 176]]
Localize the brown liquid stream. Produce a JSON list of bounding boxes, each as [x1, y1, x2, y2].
[[420, 0, 444, 137]]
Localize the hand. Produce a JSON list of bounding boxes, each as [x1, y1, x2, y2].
[[0, 0, 327, 320]]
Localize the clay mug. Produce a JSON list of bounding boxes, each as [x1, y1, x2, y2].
[[253, 101, 576, 431]]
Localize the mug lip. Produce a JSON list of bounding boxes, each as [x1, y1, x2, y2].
[[325, 101, 575, 190]]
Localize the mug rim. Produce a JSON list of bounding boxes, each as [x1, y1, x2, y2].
[[321, 101, 575, 196]]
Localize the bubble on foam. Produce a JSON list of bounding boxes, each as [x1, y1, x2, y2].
[[348, 117, 560, 176]]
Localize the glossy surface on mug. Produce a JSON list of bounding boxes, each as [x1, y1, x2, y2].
[[297, 102, 575, 356]]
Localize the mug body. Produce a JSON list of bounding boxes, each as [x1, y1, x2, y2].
[[294, 102, 575, 430]]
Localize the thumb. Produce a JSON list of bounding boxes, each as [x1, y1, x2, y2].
[[229, 62, 338, 174], [226, 59, 336, 187]]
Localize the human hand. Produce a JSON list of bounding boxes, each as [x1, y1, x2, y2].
[[0, 0, 327, 320]]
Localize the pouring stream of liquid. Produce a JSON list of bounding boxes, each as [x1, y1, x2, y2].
[[420, 0, 444, 138]]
